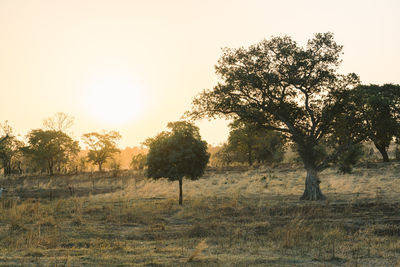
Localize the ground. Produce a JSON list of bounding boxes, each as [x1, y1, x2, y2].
[[0, 162, 400, 266]]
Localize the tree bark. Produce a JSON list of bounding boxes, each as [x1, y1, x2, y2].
[[2, 159, 10, 175], [178, 177, 183, 205], [300, 168, 326, 201], [48, 159, 54, 176], [98, 163, 102, 172], [6, 161, 11, 175], [375, 144, 389, 162], [248, 144, 253, 166]]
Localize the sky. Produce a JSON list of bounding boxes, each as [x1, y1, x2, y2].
[[1, 0, 399, 148]]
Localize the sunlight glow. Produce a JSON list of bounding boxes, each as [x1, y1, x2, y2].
[[83, 75, 147, 126]]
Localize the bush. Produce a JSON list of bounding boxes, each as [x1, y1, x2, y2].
[[337, 144, 364, 174]]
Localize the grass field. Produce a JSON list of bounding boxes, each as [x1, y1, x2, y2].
[[0, 162, 400, 266]]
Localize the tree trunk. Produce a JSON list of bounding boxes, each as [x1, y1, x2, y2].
[[3, 159, 10, 175], [98, 163, 102, 172], [248, 144, 253, 166], [17, 161, 22, 174], [178, 177, 183, 205], [300, 168, 326, 201], [375, 144, 389, 162], [48, 159, 54, 176], [6, 161, 11, 175]]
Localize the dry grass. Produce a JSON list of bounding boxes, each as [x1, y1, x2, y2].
[[0, 163, 399, 266]]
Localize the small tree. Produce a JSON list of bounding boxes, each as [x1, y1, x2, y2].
[[145, 121, 210, 205], [22, 129, 80, 176], [336, 143, 364, 174], [82, 131, 121, 171]]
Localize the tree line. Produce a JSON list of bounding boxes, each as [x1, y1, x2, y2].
[[2, 33, 400, 203], [0, 113, 121, 176]]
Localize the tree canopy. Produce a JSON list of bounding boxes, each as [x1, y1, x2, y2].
[[43, 112, 74, 133], [225, 120, 284, 166], [145, 121, 209, 205], [82, 131, 121, 171], [130, 153, 147, 170], [349, 84, 400, 162], [22, 129, 80, 176], [0, 121, 24, 175], [188, 32, 359, 200]]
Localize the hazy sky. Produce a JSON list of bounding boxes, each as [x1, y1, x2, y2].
[[1, 0, 399, 148]]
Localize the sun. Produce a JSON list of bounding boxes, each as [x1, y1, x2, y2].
[[83, 76, 147, 126]]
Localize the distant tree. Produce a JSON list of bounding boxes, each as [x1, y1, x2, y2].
[[254, 130, 285, 164], [188, 32, 360, 200], [78, 156, 87, 172], [0, 121, 24, 175], [145, 121, 210, 205], [227, 121, 285, 166], [43, 112, 74, 133], [210, 143, 237, 166], [110, 158, 121, 171], [22, 129, 80, 176], [130, 153, 147, 170], [82, 131, 121, 171], [349, 84, 400, 162], [227, 122, 259, 166]]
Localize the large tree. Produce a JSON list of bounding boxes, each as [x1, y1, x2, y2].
[[82, 131, 121, 171], [22, 129, 80, 176], [145, 121, 210, 205], [188, 32, 359, 200]]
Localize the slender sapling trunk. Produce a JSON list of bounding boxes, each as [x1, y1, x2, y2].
[[178, 177, 183, 205]]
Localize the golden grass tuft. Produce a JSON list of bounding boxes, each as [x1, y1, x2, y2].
[[187, 239, 208, 262]]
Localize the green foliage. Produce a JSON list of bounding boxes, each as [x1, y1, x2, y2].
[[337, 144, 364, 174], [82, 131, 121, 171], [145, 121, 209, 205], [145, 121, 210, 181], [254, 130, 285, 163], [210, 143, 243, 166], [187, 32, 360, 200], [78, 156, 87, 172], [348, 84, 400, 162], [188, 32, 358, 169], [224, 121, 285, 166], [0, 121, 24, 175], [130, 153, 147, 170], [22, 129, 80, 176]]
